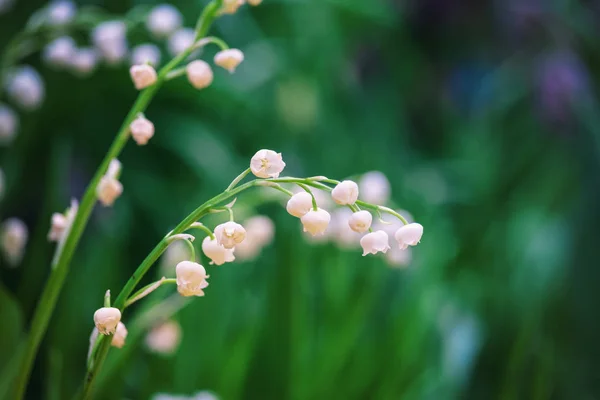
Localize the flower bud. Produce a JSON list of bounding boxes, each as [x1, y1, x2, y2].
[[331, 180, 359, 205], [301, 208, 330, 236], [202, 236, 235, 265], [214, 221, 246, 249], [131, 44, 161, 67], [186, 60, 214, 89], [360, 230, 390, 256], [112, 322, 128, 348], [214, 49, 244, 73], [70, 48, 98, 76], [5, 66, 45, 110], [92, 21, 128, 62], [1, 218, 28, 266], [176, 261, 209, 297], [394, 223, 423, 250], [93, 307, 121, 335], [129, 115, 155, 145], [167, 28, 195, 57], [250, 149, 286, 178], [130, 64, 157, 90], [358, 171, 390, 205], [145, 320, 181, 354], [96, 177, 123, 206], [43, 36, 76, 68], [330, 208, 360, 248], [286, 192, 314, 218], [46, 0, 76, 26], [348, 210, 372, 233], [0, 104, 18, 145], [146, 4, 183, 38], [48, 199, 78, 242]]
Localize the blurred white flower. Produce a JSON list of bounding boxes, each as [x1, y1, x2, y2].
[[214, 49, 244, 73], [160, 240, 191, 274], [385, 246, 412, 268], [129, 115, 155, 145], [394, 223, 423, 250], [70, 47, 98, 76], [146, 4, 183, 38], [331, 180, 359, 205], [43, 36, 76, 68], [0, 0, 15, 15], [202, 236, 235, 266], [348, 210, 372, 233], [167, 28, 195, 57], [214, 221, 246, 249], [250, 149, 285, 178], [96, 159, 123, 206], [130, 64, 157, 90], [5, 66, 45, 110], [176, 261, 209, 297], [46, 0, 76, 26], [301, 208, 330, 236], [1, 218, 28, 266], [0, 104, 18, 144], [47, 199, 78, 242], [145, 320, 181, 354], [360, 230, 390, 256], [111, 322, 128, 348], [131, 43, 161, 67], [286, 192, 313, 218], [234, 215, 274, 261], [358, 171, 390, 205], [186, 60, 213, 89], [93, 307, 121, 335], [92, 21, 128, 64], [330, 208, 361, 248]]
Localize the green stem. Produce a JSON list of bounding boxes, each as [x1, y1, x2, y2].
[[124, 278, 177, 308], [103, 291, 111, 308], [187, 222, 215, 240], [12, 20, 204, 400], [297, 183, 318, 211], [226, 167, 251, 191], [193, 36, 229, 51]]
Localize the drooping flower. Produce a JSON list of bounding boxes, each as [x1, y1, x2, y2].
[[331, 180, 359, 205], [1, 218, 28, 266], [186, 60, 214, 89], [286, 192, 313, 218], [130, 64, 157, 90], [112, 322, 128, 348], [43, 36, 77, 68], [175, 261, 209, 297], [48, 199, 78, 242], [234, 216, 274, 261], [146, 4, 183, 38], [145, 320, 181, 354], [201, 236, 235, 265], [96, 159, 123, 206], [360, 230, 390, 256], [167, 28, 195, 57], [348, 210, 372, 233], [329, 208, 361, 248], [214, 221, 246, 249], [214, 49, 244, 73], [93, 307, 121, 335], [46, 0, 76, 26], [129, 115, 155, 145], [250, 149, 286, 178], [131, 44, 162, 66], [394, 223, 423, 250], [301, 208, 330, 236]]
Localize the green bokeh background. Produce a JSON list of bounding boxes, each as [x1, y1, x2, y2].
[[1, 0, 599, 399]]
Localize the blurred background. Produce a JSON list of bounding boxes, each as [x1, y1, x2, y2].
[[0, 0, 598, 398]]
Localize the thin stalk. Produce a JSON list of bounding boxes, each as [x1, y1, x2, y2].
[[124, 278, 177, 308], [226, 168, 251, 191], [12, 18, 206, 400]]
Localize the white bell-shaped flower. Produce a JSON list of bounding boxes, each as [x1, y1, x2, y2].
[[145, 320, 181, 354], [214, 221, 246, 249], [331, 180, 359, 205], [394, 223, 423, 250], [112, 321, 128, 348], [92, 21, 128, 64], [93, 307, 121, 335], [202, 236, 235, 266], [146, 4, 183, 38], [234, 216, 274, 261], [348, 210, 372, 233], [6, 66, 45, 110], [1, 218, 28, 266], [250, 149, 286, 178], [167, 28, 195, 56], [96, 177, 123, 206], [43, 36, 76, 68], [46, 0, 76, 26], [214, 49, 244, 73], [129, 115, 155, 145], [186, 60, 213, 89], [130, 64, 157, 90], [360, 230, 390, 256], [286, 192, 313, 218], [0, 104, 18, 145], [301, 208, 330, 236], [70, 48, 98, 76], [358, 171, 390, 205], [175, 261, 209, 297], [131, 44, 161, 66]]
